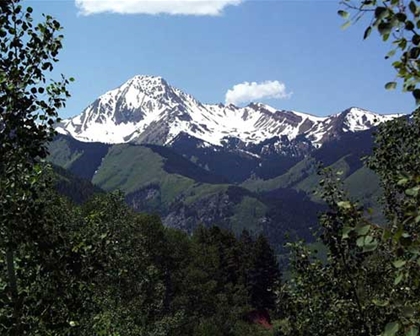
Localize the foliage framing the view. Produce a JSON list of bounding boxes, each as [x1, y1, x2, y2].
[[0, 0, 72, 333], [273, 2, 420, 335], [339, 0, 420, 104]]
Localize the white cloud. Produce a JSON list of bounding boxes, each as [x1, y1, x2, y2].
[[225, 80, 292, 105], [75, 0, 243, 16]]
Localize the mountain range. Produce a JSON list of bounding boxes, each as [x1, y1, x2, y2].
[[56, 75, 397, 151], [50, 75, 399, 249]]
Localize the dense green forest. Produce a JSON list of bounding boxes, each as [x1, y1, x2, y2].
[[2, 0, 420, 335]]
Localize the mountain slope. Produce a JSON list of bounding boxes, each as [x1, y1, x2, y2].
[[49, 123, 386, 250], [48, 134, 323, 247], [241, 127, 384, 221], [49, 134, 110, 180], [52, 164, 104, 204]]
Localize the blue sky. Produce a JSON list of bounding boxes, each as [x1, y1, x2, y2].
[[29, 0, 415, 118]]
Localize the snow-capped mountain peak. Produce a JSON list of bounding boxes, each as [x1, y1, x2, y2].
[[56, 75, 401, 150], [340, 107, 398, 132]]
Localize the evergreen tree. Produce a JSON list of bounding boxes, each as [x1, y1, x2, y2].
[[238, 229, 255, 300], [249, 234, 280, 311]]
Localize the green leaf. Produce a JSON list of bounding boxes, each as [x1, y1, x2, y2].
[[337, 201, 352, 209], [375, 7, 388, 20], [341, 21, 351, 30], [364, 235, 373, 244], [395, 13, 407, 22], [384, 321, 400, 336], [410, 47, 420, 59], [378, 22, 393, 35], [338, 10, 349, 19], [401, 306, 416, 317], [394, 273, 404, 285], [409, 1, 418, 16], [397, 177, 409, 186], [342, 226, 353, 239], [372, 298, 389, 307], [356, 225, 370, 235], [364, 26, 372, 39], [385, 50, 396, 59], [399, 38, 408, 50], [412, 34, 420, 46], [393, 259, 406, 268], [357, 236, 365, 247], [408, 246, 420, 255], [406, 186, 420, 196], [405, 20, 415, 31], [413, 89, 420, 105], [406, 326, 419, 336], [363, 239, 378, 252]]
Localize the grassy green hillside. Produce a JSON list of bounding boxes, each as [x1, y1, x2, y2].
[[93, 144, 272, 235], [50, 131, 384, 247], [242, 156, 381, 205], [49, 136, 274, 236], [240, 128, 382, 212], [92, 144, 208, 206], [230, 196, 268, 233], [241, 157, 317, 192], [48, 134, 110, 180], [49, 136, 83, 169]]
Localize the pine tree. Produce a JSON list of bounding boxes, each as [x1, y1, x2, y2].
[[237, 230, 255, 300], [249, 234, 280, 311]]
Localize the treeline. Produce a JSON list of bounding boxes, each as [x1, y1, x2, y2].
[[53, 164, 104, 204], [1, 184, 280, 335]]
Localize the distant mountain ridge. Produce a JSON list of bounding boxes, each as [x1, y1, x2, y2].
[[56, 75, 399, 152]]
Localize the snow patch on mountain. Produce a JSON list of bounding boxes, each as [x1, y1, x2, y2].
[[342, 107, 398, 132], [57, 75, 401, 148]]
